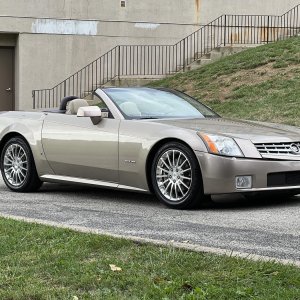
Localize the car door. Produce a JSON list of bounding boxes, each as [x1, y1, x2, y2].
[[42, 113, 120, 184]]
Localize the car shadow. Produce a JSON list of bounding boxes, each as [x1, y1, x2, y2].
[[205, 193, 300, 210], [39, 183, 300, 211], [39, 183, 161, 207]]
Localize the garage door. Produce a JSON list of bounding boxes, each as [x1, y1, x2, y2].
[[0, 48, 14, 111]]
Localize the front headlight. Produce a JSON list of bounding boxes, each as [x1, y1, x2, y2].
[[198, 133, 244, 157]]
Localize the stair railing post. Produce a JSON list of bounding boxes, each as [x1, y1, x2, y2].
[[32, 91, 35, 109], [224, 15, 227, 46], [183, 39, 186, 71], [63, 80, 66, 97], [118, 45, 121, 79], [267, 16, 270, 43]]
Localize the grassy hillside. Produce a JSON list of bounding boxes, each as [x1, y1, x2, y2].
[[149, 37, 300, 126]]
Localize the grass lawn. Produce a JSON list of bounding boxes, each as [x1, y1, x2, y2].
[[0, 217, 299, 299], [149, 37, 300, 127]]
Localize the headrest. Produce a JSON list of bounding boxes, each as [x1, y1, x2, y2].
[[66, 99, 89, 115], [59, 96, 78, 111]]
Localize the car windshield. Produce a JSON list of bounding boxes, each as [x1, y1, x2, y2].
[[103, 88, 219, 119]]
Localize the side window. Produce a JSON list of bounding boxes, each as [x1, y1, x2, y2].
[[89, 94, 113, 119]]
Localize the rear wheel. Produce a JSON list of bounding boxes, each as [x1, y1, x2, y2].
[[151, 142, 206, 209], [0, 137, 42, 192]]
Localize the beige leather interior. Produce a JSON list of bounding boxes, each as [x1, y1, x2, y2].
[[66, 99, 89, 115]]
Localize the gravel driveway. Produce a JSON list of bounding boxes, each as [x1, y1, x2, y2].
[[0, 180, 299, 263]]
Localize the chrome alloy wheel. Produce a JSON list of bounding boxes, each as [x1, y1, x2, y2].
[[3, 143, 28, 187], [155, 149, 192, 201]]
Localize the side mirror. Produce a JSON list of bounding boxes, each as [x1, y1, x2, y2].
[[77, 106, 103, 125]]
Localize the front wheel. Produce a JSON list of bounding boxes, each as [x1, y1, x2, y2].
[[0, 137, 42, 192], [151, 142, 205, 209]]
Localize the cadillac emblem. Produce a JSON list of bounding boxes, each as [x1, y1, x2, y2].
[[290, 143, 300, 154]]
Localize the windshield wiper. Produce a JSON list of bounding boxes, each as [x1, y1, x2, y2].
[[138, 117, 159, 119]]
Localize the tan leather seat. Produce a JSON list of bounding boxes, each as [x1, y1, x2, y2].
[[66, 99, 89, 115]]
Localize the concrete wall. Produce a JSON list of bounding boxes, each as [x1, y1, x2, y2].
[[0, 0, 298, 109], [1, 0, 298, 24], [0, 0, 198, 24], [199, 0, 300, 23]]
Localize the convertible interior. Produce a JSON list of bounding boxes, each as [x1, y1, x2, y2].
[[42, 96, 88, 115], [42, 94, 144, 118]]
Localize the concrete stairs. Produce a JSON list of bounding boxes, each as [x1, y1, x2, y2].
[[82, 35, 299, 95], [92, 45, 256, 91], [81, 33, 300, 98], [33, 2, 300, 110], [186, 45, 257, 72]]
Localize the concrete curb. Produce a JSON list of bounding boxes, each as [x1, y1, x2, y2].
[[0, 212, 299, 268]]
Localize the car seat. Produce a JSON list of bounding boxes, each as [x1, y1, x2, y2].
[[66, 99, 89, 115], [59, 96, 78, 111]]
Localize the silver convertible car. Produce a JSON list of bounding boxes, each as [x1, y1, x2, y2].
[[0, 87, 299, 209]]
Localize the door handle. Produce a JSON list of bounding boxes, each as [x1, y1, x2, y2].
[[5, 88, 11, 92]]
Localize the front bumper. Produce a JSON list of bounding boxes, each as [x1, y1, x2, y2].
[[195, 151, 300, 195]]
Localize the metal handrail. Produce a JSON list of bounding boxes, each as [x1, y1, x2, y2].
[[33, 4, 300, 109]]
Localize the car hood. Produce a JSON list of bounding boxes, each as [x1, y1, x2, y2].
[[153, 118, 300, 143]]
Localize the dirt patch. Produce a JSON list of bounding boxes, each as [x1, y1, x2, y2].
[[203, 63, 299, 101]]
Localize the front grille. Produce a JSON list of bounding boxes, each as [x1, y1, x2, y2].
[[255, 142, 300, 156], [268, 171, 300, 187]]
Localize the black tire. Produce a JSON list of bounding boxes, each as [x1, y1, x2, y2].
[[0, 137, 42, 192], [151, 142, 206, 209]]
